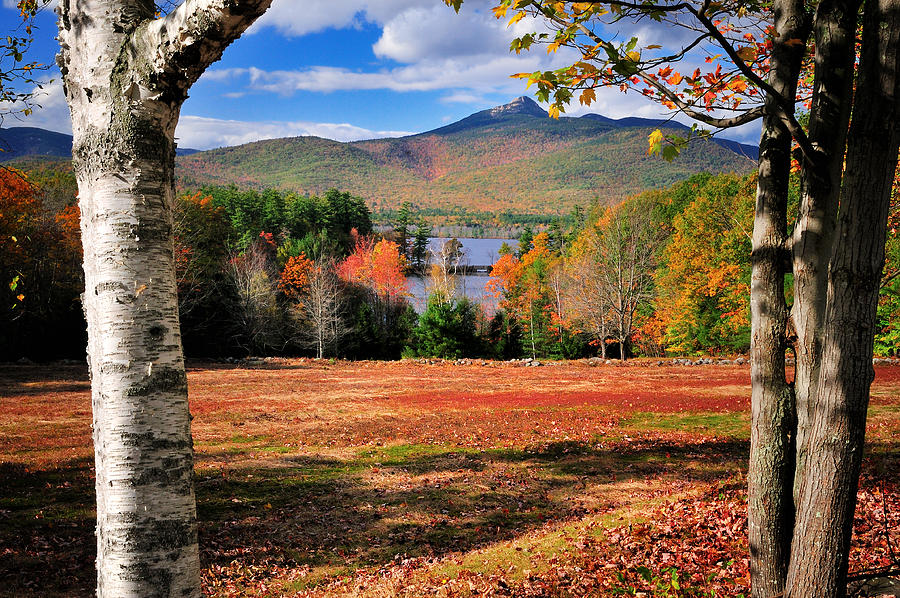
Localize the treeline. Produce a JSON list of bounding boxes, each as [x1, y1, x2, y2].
[[5, 169, 900, 361], [486, 170, 900, 359], [373, 205, 568, 238], [0, 168, 83, 360], [483, 172, 758, 360], [170, 186, 417, 359]]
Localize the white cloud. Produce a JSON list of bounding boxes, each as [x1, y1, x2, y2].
[[249, 0, 429, 37], [175, 114, 411, 150], [372, 4, 508, 63], [0, 75, 71, 134], [440, 92, 491, 105], [210, 50, 556, 97]]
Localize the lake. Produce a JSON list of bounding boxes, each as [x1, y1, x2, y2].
[[407, 238, 515, 313]]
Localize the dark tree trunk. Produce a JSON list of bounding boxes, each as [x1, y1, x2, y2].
[[748, 1, 809, 595], [786, 0, 900, 593], [791, 0, 860, 503]]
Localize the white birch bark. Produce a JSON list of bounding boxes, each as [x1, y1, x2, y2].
[[56, 0, 271, 595]]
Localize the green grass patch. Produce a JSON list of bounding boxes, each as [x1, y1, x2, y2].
[[621, 411, 750, 438]]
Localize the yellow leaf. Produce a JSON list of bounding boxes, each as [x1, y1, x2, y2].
[[647, 129, 664, 155], [16, 294, 24, 302], [728, 78, 748, 92], [492, 4, 508, 18], [627, 50, 641, 62], [508, 11, 526, 26], [579, 88, 596, 106], [548, 105, 561, 119], [735, 46, 757, 62], [547, 41, 561, 54]]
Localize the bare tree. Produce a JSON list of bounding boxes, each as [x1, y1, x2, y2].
[[573, 200, 660, 361], [564, 252, 613, 359], [427, 238, 467, 303], [227, 242, 283, 355], [295, 258, 349, 359], [56, 0, 272, 594]]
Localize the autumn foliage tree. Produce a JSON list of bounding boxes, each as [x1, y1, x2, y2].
[[338, 236, 416, 358], [489, 231, 584, 358], [652, 173, 755, 354], [449, 0, 900, 594], [0, 168, 82, 360]]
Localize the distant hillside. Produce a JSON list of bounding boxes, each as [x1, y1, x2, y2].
[[3, 98, 758, 219], [0, 126, 199, 161], [178, 97, 757, 216], [0, 127, 72, 161]]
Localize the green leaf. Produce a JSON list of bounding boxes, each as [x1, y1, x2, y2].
[[442, 0, 463, 13], [662, 144, 680, 161], [636, 566, 652, 582]]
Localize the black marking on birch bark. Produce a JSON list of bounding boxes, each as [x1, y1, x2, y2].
[[124, 367, 187, 397], [99, 361, 130, 374], [122, 517, 196, 553], [120, 561, 173, 597], [118, 431, 192, 452], [130, 465, 194, 491], [95, 281, 128, 295]]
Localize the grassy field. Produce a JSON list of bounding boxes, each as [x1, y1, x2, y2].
[[1, 360, 898, 597]]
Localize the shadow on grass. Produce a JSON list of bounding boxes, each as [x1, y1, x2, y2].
[[0, 458, 95, 598], [0, 365, 89, 398], [193, 438, 751, 576], [3, 438, 897, 596]]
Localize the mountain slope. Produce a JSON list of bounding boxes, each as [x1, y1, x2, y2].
[[0, 126, 199, 161], [0, 127, 72, 160], [178, 97, 757, 216]]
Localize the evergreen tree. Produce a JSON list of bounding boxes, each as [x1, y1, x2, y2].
[[517, 226, 534, 258], [395, 201, 412, 260], [411, 219, 432, 273]]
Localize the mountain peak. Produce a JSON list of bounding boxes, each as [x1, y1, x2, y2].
[[488, 96, 547, 118]]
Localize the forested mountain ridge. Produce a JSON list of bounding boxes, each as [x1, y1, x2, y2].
[[0, 126, 198, 161], [2, 97, 757, 217], [176, 97, 757, 216]]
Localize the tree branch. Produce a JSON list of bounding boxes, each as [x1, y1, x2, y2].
[[536, 0, 818, 162], [135, 0, 273, 99]]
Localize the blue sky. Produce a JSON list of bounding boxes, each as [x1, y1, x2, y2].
[[0, 0, 762, 150]]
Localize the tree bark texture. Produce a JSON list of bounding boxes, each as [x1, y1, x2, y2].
[[748, 1, 808, 595], [790, 0, 860, 503], [786, 0, 900, 593], [56, 0, 271, 595]]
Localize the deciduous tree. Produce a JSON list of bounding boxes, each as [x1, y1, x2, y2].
[[55, 0, 272, 594], [448, 0, 900, 594]]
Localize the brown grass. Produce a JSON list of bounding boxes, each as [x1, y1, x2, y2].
[[0, 360, 896, 597]]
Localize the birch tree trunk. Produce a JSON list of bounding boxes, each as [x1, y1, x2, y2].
[[747, 1, 808, 594], [56, 0, 271, 595], [786, 0, 900, 593]]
